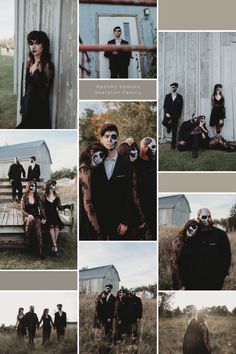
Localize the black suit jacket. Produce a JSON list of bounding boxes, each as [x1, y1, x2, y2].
[[104, 39, 131, 69], [27, 164, 41, 181], [54, 311, 67, 329], [91, 154, 132, 235], [163, 93, 183, 122], [104, 293, 116, 320]]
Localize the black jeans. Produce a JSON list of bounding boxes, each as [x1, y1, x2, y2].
[[11, 180, 23, 201], [110, 66, 128, 78]]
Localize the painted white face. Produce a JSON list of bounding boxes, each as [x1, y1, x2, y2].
[[186, 224, 198, 238], [29, 184, 36, 193], [91, 151, 105, 166], [50, 184, 56, 191], [130, 146, 138, 162], [101, 131, 118, 151], [145, 137, 156, 157], [198, 208, 212, 226]]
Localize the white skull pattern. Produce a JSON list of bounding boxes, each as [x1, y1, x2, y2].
[[144, 137, 157, 156], [108, 131, 118, 150], [91, 151, 104, 166], [198, 208, 212, 226], [186, 224, 198, 238], [130, 146, 138, 162]]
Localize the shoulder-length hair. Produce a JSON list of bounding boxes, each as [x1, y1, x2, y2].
[[44, 179, 58, 198], [27, 30, 51, 67], [213, 84, 223, 96], [18, 307, 24, 315], [42, 308, 49, 319], [177, 219, 199, 240], [79, 142, 107, 168]]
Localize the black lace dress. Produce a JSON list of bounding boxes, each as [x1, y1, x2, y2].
[[210, 96, 225, 127], [17, 62, 54, 129], [43, 197, 66, 230]]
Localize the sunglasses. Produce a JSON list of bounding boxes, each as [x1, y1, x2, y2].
[[28, 39, 41, 46], [115, 29, 121, 32]]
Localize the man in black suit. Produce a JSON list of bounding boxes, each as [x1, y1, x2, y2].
[[54, 304, 67, 342], [91, 124, 132, 240], [27, 156, 41, 181], [103, 284, 116, 341], [24, 305, 39, 347], [127, 289, 143, 339], [8, 157, 26, 202], [104, 26, 132, 78], [162, 82, 183, 149]]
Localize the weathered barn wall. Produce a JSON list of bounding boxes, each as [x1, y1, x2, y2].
[[79, 266, 120, 294], [14, 0, 77, 128], [159, 32, 236, 140], [80, 3, 156, 78], [173, 197, 190, 225]]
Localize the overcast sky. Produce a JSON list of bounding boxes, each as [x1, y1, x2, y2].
[[0, 0, 14, 39], [165, 291, 236, 311], [159, 193, 236, 220], [0, 131, 77, 172], [79, 242, 157, 288], [0, 291, 77, 325]]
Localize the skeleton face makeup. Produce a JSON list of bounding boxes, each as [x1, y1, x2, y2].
[[171, 86, 177, 93], [102, 131, 118, 151], [144, 137, 156, 158], [91, 150, 105, 166], [50, 184, 56, 191], [29, 184, 36, 193], [186, 223, 198, 238], [198, 208, 212, 227], [129, 146, 138, 162]]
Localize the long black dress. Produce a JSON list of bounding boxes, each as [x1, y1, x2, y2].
[[41, 315, 53, 344], [17, 62, 54, 129], [209, 96, 225, 127], [17, 315, 27, 337]]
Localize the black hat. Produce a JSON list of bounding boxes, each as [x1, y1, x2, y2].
[[105, 284, 113, 289], [170, 82, 178, 88], [30, 156, 36, 160], [57, 304, 62, 307], [100, 124, 119, 137]]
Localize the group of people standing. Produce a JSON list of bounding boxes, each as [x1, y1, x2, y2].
[[79, 123, 156, 240], [162, 82, 236, 158], [171, 208, 231, 290], [8, 156, 72, 258], [93, 284, 143, 344], [15, 304, 67, 346]]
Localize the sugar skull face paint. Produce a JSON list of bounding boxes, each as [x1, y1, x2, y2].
[[101, 131, 118, 151], [186, 223, 198, 238], [91, 151, 105, 166], [198, 208, 212, 227]]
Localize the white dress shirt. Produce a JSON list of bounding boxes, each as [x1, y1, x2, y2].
[[172, 92, 177, 101], [104, 152, 118, 180]]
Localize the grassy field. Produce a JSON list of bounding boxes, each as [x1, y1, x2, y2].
[[0, 327, 77, 354], [0, 185, 77, 270], [0, 55, 17, 128], [80, 294, 156, 354], [159, 143, 236, 171], [159, 225, 236, 290], [159, 316, 236, 354]]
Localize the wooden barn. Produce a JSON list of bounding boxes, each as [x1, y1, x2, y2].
[[159, 32, 236, 140], [14, 0, 77, 128], [0, 140, 52, 180], [79, 1, 156, 78], [79, 264, 120, 294], [159, 194, 191, 226]]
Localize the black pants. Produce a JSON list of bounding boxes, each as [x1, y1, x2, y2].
[[177, 135, 208, 153], [56, 328, 65, 342], [28, 326, 36, 345], [110, 65, 128, 78], [11, 180, 22, 201], [171, 119, 179, 148], [104, 321, 113, 342]]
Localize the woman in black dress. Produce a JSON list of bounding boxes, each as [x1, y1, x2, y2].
[[93, 291, 107, 336], [15, 307, 26, 340], [114, 290, 128, 342], [21, 181, 46, 258], [39, 308, 54, 345], [210, 84, 225, 135], [79, 142, 107, 240], [42, 180, 71, 256], [16, 30, 54, 129]]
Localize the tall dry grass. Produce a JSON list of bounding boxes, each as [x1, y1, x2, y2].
[[159, 225, 236, 290], [0, 327, 77, 354], [159, 316, 236, 354], [79, 294, 156, 354]]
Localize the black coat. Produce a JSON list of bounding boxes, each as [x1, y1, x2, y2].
[[163, 93, 183, 123], [8, 163, 26, 182], [104, 39, 131, 70], [91, 154, 132, 235], [27, 164, 41, 181], [178, 121, 197, 142], [103, 294, 116, 321], [127, 295, 143, 322], [191, 227, 231, 290], [183, 318, 201, 354], [54, 311, 67, 330], [24, 311, 39, 329]]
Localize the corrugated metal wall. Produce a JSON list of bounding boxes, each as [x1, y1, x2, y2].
[[159, 32, 236, 140], [14, 0, 77, 128]]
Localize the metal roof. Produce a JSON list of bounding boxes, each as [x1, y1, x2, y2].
[[0, 140, 52, 163], [79, 264, 120, 281], [159, 194, 191, 212]]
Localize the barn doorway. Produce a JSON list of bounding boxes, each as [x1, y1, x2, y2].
[[98, 15, 142, 79]]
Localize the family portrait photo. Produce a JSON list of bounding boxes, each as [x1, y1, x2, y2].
[[159, 291, 236, 354], [159, 193, 236, 291], [0, 130, 77, 269], [159, 32, 236, 171], [0, 291, 77, 354], [79, 242, 157, 354], [79, 0, 156, 78], [0, 0, 77, 129], [79, 101, 156, 241]]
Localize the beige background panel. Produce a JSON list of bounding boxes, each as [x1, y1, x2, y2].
[[0, 271, 77, 290], [159, 0, 236, 30], [159, 173, 236, 192], [79, 80, 156, 100]]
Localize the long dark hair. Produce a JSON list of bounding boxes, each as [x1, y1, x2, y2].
[[177, 219, 199, 240], [42, 308, 49, 319], [79, 142, 107, 168], [27, 30, 51, 68], [118, 140, 139, 162], [213, 84, 223, 96], [24, 181, 40, 203], [44, 179, 58, 198]]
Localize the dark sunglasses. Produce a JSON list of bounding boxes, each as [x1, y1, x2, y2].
[[115, 29, 121, 32], [28, 39, 41, 46]]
